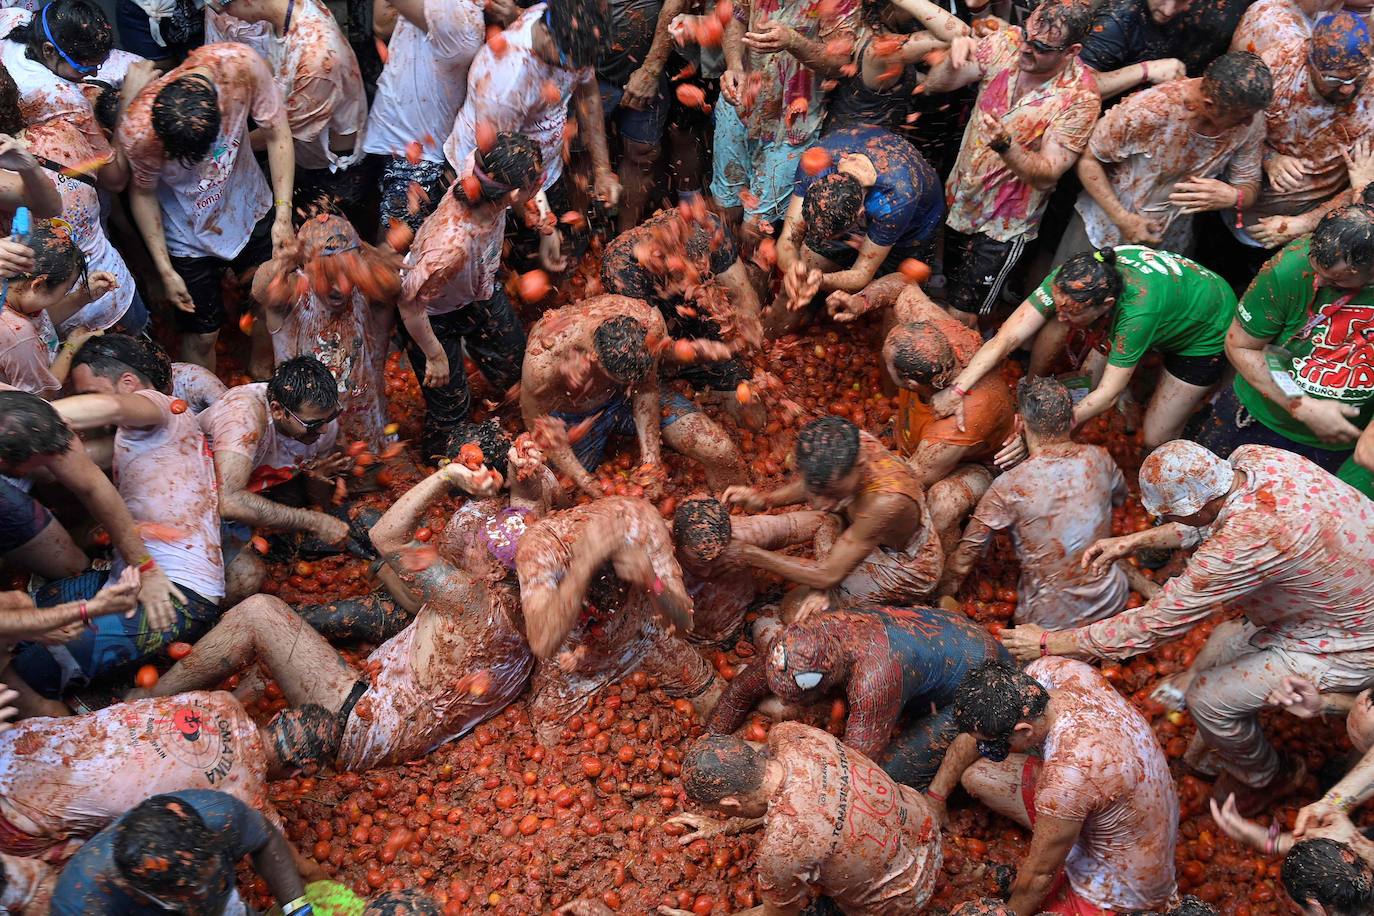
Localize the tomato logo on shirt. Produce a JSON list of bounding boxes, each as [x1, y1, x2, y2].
[[1293, 307, 1374, 399]]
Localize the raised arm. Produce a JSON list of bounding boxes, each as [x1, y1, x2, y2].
[[52, 393, 166, 431], [734, 496, 900, 589]]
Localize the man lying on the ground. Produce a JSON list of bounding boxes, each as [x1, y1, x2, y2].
[[137, 460, 531, 772]]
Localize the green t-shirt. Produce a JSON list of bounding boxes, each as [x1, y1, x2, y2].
[[1233, 236, 1374, 449], [1030, 246, 1236, 368]]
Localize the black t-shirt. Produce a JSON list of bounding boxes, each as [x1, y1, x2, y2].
[[1079, 0, 1182, 71], [597, 0, 665, 88], [1168, 0, 1252, 75]]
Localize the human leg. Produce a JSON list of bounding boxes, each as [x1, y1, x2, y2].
[[0, 479, 85, 580], [880, 704, 960, 790], [298, 592, 414, 643], [659, 396, 748, 490], [1144, 359, 1223, 450], [147, 594, 357, 712], [400, 310, 472, 462], [926, 465, 992, 555], [961, 753, 1036, 828]]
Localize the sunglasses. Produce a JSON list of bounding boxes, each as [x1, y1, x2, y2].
[[1310, 55, 1368, 85], [1025, 36, 1071, 54], [281, 403, 339, 432]]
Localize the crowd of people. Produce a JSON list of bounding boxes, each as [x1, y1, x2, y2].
[[0, 0, 1372, 908]]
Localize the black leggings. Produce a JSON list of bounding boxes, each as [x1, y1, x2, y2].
[[298, 592, 414, 644], [398, 284, 528, 461]]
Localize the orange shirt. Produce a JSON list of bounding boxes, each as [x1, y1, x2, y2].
[[895, 319, 1015, 460]]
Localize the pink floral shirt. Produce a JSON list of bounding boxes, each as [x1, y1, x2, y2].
[[945, 26, 1100, 242]]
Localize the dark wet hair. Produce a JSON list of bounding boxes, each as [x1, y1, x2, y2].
[[802, 173, 864, 251], [1203, 52, 1273, 114], [0, 63, 22, 137], [952, 660, 1050, 740], [15, 221, 87, 290], [887, 321, 956, 387], [543, 0, 609, 70], [71, 333, 171, 391], [475, 131, 543, 202], [0, 391, 73, 464], [673, 497, 732, 561], [1282, 838, 1374, 916], [795, 416, 861, 491], [267, 355, 339, 413], [682, 735, 767, 805], [1034, 0, 1092, 47], [446, 419, 512, 478], [113, 794, 224, 894], [264, 704, 343, 772], [1163, 896, 1220, 916], [1017, 376, 1072, 438], [152, 74, 220, 168], [1053, 247, 1123, 307], [364, 889, 444, 916], [1312, 204, 1374, 269], [89, 79, 119, 132], [593, 315, 653, 384], [1363, 183, 1374, 206], [12, 0, 112, 71]]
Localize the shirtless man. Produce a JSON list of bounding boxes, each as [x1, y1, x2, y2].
[[668, 726, 942, 915], [198, 356, 348, 602], [708, 604, 1009, 788], [516, 496, 722, 732], [722, 415, 943, 617], [140, 460, 532, 772], [940, 377, 1157, 628], [671, 497, 839, 647], [520, 294, 745, 500], [600, 204, 763, 409], [0, 691, 335, 860], [927, 659, 1177, 915]]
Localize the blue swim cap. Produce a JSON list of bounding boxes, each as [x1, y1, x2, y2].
[[1311, 11, 1374, 72]]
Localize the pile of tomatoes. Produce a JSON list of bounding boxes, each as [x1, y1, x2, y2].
[[227, 305, 1354, 915]]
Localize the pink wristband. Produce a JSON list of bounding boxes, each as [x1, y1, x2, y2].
[[1141, 60, 1150, 82], [1039, 631, 1050, 657]]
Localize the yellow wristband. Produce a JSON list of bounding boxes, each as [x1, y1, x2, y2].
[[274, 199, 291, 209]]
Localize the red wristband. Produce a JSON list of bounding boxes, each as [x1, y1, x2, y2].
[[1234, 185, 1244, 230], [927, 786, 947, 803], [79, 601, 94, 630], [1039, 631, 1050, 657], [137, 557, 157, 574], [952, 384, 969, 398]]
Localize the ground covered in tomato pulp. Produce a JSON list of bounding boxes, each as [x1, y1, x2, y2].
[[224, 270, 1349, 916]]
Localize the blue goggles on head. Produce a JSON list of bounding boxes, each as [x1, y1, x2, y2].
[[41, 3, 99, 75]]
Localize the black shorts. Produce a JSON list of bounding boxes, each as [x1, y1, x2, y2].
[[1187, 384, 1352, 473], [295, 156, 379, 233], [168, 210, 275, 335], [944, 228, 1029, 319], [1162, 351, 1226, 387], [0, 478, 51, 555], [376, 155, 452, 237]]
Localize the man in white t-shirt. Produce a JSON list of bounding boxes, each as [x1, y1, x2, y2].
[[364, 0, 497, 239], [9, 335, 223, 702], [197, 357, 347, 602], [445, 0, 621, 273], [117, 42, 295, 370]]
